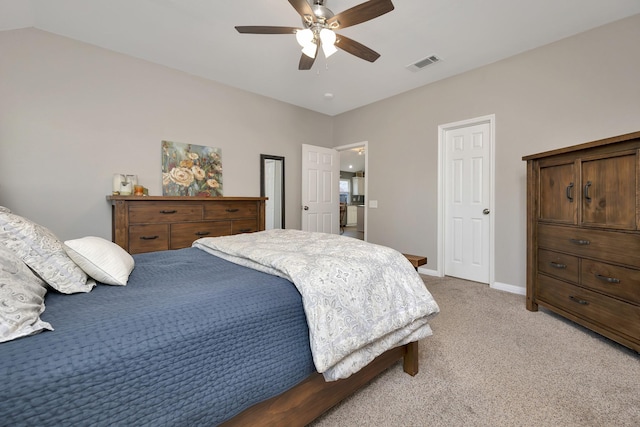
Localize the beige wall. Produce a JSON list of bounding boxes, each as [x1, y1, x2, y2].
[[0, 28, 333, 240], [332, 13, 640, 289], [2, 14, 639, 291]]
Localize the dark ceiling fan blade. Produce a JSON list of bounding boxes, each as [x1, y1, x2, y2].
[[335, 34, 380, 62], [298, 51, 317, 70], [235, 26, 299, 34], [327, 0, 394, 29], [288, 0, 315, 21]]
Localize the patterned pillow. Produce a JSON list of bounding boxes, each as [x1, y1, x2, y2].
[[0, 211, 94, 294], [0, 245, 54, 342]]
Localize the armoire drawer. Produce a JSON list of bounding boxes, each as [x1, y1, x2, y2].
[[538, 249, 578, 283], [537, 274, 640, 342], [170, 221, 232, 249], [581, 259, 640, 305], [538, 224, 640, 268], [129, 203, 203, 223], [204, 202, 257, 219], [129, 224, 170, 253]]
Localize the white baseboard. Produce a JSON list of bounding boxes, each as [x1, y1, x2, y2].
[[417, 269, 526, 296], [417, 267, 439, 276], [491, 281, 526, 295]]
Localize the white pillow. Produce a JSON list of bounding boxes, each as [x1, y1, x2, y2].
[[64, 236, 134, 286], [0, 210, 94, 294]]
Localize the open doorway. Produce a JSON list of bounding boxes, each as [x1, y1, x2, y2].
[[335, 142, 368, 241]]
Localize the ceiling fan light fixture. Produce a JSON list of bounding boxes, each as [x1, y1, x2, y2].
[[236, 0, 395, 70], [319, 28, 337, 57], [322, 44, 338, 58], [301, 42, 318, 58], [295, 28, 314, 47]]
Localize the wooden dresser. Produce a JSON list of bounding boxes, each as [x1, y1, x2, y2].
[[107, 196, 266, 254], [523, 131, 640, 352]]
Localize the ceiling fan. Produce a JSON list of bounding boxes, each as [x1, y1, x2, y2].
[[235, 0, 394, 70]]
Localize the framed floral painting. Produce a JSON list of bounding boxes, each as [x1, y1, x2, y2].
[[161, 141, 223, 196]]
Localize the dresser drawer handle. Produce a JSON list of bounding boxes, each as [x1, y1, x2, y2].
[[195, 231, 211, 236], [549, 262, 567, 269], [225, 208, 240, 213], [569, 295, 589, 305], [565, 182, 574, 202], [584, 181, 592, 202], [140, 235, 159, 240], [160, 210, 177, 214], [595, 274, 620, 284], [569, 238, 590, 245]]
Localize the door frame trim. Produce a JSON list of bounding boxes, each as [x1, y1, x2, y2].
[[334, 141, 368, 241], [437, 115, 495, 285]]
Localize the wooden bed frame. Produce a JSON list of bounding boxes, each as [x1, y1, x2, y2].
[[221, 341, 419, 426]]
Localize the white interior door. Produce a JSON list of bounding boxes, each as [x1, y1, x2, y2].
[[444, 121, 492, 283], [301, 144, 339, 234]]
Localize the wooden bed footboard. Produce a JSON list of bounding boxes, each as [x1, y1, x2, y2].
[[221, 341, 419, 427]]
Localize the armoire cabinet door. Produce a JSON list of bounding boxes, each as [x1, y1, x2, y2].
[[539, 162, 576, 223], [581, 153, 637, 229]]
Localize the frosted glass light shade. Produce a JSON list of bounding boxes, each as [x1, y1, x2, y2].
[[296, 29, 313, 47], [302, 42, 318, 58], [320, 28, 337, 58]]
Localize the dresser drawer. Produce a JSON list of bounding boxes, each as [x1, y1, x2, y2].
[[538, 224, 640, 268], [538, 249, 579, 283], [204, 202, 257, 220], [537, 274, 640, 342], [129, 203, 203, 223], [231, 219, 259, 234], [129, 224, 170, 253], [170, 221, 232, 249], [581, 259, 640, 305]]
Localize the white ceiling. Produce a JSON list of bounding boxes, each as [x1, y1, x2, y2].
[[2, 0, 640, 117], [340, 147, 366, 172]]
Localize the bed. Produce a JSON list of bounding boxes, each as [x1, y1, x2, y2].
[[0, 207, 439, 426]]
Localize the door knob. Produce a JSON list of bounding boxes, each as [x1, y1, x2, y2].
[[483, 208, 490, 215], [303, 206, 309, 211]]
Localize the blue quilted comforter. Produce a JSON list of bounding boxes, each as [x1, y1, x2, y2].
[[0, 247, 315, 426]]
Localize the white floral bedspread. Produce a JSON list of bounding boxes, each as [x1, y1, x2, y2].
[[193, 229, 439, 381]]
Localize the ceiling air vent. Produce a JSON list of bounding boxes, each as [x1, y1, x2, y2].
[[406, 55, 441, 72]]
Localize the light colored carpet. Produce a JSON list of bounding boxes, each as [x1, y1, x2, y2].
[[310, 276, 640, 427]]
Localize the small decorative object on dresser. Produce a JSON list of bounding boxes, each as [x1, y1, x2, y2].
[[523, 130, 640, 352], [107, 196, 266, 254]]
